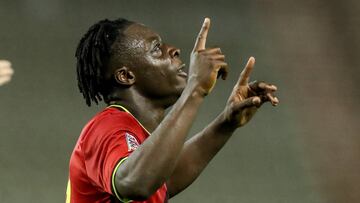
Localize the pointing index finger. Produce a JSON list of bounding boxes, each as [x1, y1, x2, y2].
[[238, 57, 255, 85], [193, 18, 210, 52]]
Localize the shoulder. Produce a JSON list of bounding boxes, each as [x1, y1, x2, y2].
[[80, 108, 144, 144], [91, 108, 141, 131], [97, 108, 140, 130]]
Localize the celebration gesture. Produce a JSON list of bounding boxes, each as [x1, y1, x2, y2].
[[189, 18, 228, 95], [223, 57, 279, 127]]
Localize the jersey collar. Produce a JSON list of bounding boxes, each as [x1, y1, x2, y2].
[[107, 104, 151, 135]]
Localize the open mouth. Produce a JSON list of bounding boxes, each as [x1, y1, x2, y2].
[[177, 64, 187, 77]]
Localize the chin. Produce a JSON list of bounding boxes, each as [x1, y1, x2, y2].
[[162, 89, 183, 109], [157, 80, 186, 108], [176, 84, 186, 95]]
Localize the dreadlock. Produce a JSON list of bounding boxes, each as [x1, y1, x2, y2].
[[76, 18, 133, 106]]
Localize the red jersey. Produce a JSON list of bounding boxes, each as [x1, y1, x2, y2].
[[66, 105, 168, 203]]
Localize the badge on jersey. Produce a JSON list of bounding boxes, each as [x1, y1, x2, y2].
[[125, 132, 140, 151]]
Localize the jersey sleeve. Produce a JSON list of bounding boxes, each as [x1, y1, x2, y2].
[[83, 129, 141, 196]]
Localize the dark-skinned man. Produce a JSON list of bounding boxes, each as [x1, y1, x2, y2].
[[66, 17, 279, 203]]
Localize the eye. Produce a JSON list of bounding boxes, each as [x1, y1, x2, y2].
[[152, 43, 161, 52]]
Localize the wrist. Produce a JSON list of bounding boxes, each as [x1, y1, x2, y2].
[[186, 76, 209, 98], [212, 111, 238, 134]]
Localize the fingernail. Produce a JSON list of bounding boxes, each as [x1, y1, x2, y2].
[[267, 85, 277, 91], [271, 97, 279, 106]]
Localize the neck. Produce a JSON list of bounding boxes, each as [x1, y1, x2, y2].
[[108, 90, 167, 133]]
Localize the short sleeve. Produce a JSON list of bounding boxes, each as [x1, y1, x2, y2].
[[83, 130, 141, 195]]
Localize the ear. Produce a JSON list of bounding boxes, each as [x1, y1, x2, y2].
[[114, 67, 136, 86]]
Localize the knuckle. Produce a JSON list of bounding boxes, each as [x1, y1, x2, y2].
[[258, 82, 267, 88], [198, 49, 205, 54], [211, 48, 221, 53]]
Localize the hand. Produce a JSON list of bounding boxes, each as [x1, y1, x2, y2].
[[0, 60, 14, 86], [188, 18, 228, 96], [223, 57, 279, 127]]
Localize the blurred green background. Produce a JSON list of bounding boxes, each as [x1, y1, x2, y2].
[[0, 0, 359, 202]]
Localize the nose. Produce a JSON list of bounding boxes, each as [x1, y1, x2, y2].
[[169, 46, 180, 58]]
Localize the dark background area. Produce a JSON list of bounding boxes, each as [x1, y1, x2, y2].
[[0, 0, 359, 202]]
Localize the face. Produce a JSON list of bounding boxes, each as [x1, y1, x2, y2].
[[118, 23, 187, 105]]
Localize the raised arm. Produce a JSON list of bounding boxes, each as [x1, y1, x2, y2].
[[114, 18, 228, 200], [166, 57, 279, 197]]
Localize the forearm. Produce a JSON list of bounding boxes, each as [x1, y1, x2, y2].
[[167, 111, 237, 197], [116, 82, 205, 198]]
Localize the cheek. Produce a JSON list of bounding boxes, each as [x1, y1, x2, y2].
[[136, 57, 181, 95], [146, 57, 173, 78]]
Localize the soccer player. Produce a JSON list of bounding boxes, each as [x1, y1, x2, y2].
[[67, 17, 278, 203]]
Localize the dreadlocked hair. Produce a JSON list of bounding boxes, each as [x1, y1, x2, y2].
[[76, 18, 133, 106]]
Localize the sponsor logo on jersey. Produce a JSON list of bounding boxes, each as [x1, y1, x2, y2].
[[125, 132, 140, 151]]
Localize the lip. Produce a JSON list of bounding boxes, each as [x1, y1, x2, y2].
[[177, 64, 187, 78]]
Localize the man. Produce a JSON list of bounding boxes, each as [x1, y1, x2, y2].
[[67, 17, 278, 203]]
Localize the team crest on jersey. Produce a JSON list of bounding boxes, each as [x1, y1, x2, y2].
[[125, 132, 140, 151]]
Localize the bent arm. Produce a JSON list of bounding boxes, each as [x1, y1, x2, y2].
[[166, 111, 236, 197], [166, 56, 280, 197], [114, 83, 205, 200]]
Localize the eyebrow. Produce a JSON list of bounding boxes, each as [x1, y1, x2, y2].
[[147, 35, 162, 44]]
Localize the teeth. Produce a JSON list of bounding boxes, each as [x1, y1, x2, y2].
[[177, 64, 186, 74]]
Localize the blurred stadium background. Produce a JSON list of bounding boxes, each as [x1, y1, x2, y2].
[[0, 0, 359, 202]]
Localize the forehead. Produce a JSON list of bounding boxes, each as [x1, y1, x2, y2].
[[123, 23, 161, 43]]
